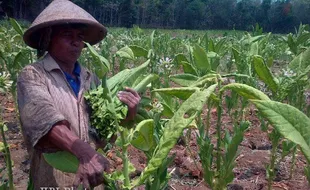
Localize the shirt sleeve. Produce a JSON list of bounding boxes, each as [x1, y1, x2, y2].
[[17, 65, 67, 149]]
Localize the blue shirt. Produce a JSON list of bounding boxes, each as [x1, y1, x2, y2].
[[63, 63, 81, 97]]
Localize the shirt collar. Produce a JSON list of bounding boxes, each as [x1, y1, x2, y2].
[[42, 53, 91, 80], [43, 53, 61, 72]]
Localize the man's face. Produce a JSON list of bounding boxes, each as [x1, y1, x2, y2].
[[48, 26, 85, 65]]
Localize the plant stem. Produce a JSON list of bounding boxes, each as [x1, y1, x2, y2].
[[185, 129, 200, 173], [216, 82, 223, 175], [268, 130, 280, 190], [103, 76, 130, 188], [0, 123, 14, 190], [289, 146, 297, 179], [205, 101, 211, 138], [112, 56, 116, 76], [119, 128, 130, 187]]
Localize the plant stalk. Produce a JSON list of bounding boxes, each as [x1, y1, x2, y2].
[[216, 82, 223, 174], [0, 123, 14, 190], [103, 76, 130, 188], [289, 146, 297, 179], [119, 127, 130, 187], [205, 102, 212, 138], [268, 131, 280, 190]]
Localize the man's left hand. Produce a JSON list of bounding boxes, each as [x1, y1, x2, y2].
[[117, 87, 141, 120]]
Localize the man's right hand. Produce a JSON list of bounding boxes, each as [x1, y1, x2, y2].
[[71, 139, 110, 189], [42, 123, 110, 189]]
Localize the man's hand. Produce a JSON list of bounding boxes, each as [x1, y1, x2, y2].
[[42, 124, 110, 189], [72, 139, 110, 189], [117, 87, 141, 121]]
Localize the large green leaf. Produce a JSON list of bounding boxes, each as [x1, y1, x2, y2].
[[208, 39, 215, 52], [134, 84, 217, 186], [43, 151, 79, 173], [190, 73, 218, 87], [122, 59, 150, 88], [161, 102, 174, 118], [107, 60, 151, 94], [289, 47, 310, 73], [287, 34, 297, 55], [169, 74, 198, 87], [193, 44, 211, 73], [250, 41, 259, 56], [116, 46, 135, 60], [214, 38, 227, 53], [129, 45, 148, 58], [107, 69, 131, 90], [251, 100, 310, 163], [130, 119, 155, 152], [152, 87, 200, 100], [220, 83, 270, 101], [232, 47, 241, 65], [9, 18, 23, 36], [86, 42, 110, 78], [133, 74, 158, 92], [297, 33, 310, 46], [253, 55, 278, 93], [181, 61, 198, 75], [241, 34, 265, 45], [173, 53, 189, 65], [13, 51, 29, 69]]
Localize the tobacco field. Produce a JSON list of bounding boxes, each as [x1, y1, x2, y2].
[[1, 19, 310, 190]]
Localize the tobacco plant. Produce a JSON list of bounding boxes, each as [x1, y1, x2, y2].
[[43, 42, 218, 189], [0, 18, 34, 101], [252, 46, 310, 188], [44, 85, 216, 189], [0, 71, 14, 190]]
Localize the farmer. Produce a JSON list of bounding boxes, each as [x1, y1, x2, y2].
[[17, 0, 140, 189]]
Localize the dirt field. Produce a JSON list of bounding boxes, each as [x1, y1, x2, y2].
[[1, 92, 309, 190]]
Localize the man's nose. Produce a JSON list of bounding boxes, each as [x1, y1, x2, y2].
[[72, 36, 82, 47]]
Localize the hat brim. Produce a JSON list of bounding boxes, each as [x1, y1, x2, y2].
[[23, 19, 107, 49]]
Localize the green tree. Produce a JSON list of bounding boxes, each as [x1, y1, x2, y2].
[[184, 0, 206, 29], [119, 0, 135, 28], [269, 0, 296, 33]]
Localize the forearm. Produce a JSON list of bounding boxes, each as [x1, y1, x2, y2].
[[43, 122, 94, 158], [44, 122, 110, 187], [45, 123, 79, 152]]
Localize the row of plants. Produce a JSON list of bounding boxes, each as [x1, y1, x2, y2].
[[1, 18, 310, 189]]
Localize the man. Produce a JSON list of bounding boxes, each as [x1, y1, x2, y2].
[[17, 0, 140, 189]]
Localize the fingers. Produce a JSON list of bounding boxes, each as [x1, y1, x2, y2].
[[103, 159, 111, 173], [124, 87, 140, 98], [82, 177, 90, 189], [117, 88, 141, 121], [73, 172, 82, 189], [88, 175, 97, 188], [97, 154, 111, 173], [73, 155, 107, 189], [74, 171, 104, 189], [117, 91, 140, 108]]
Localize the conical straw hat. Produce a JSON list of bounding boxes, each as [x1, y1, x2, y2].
[[23, 0, 107, 49]]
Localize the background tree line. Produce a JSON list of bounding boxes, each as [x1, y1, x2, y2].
[[1, 0, 310, 33]]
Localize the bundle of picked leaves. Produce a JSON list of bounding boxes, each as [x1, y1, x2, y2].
[[85, 85, 127, 140], [85, 60, 158, 141]]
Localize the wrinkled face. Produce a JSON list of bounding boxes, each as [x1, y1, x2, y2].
[[48, 26, 85, 65]]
